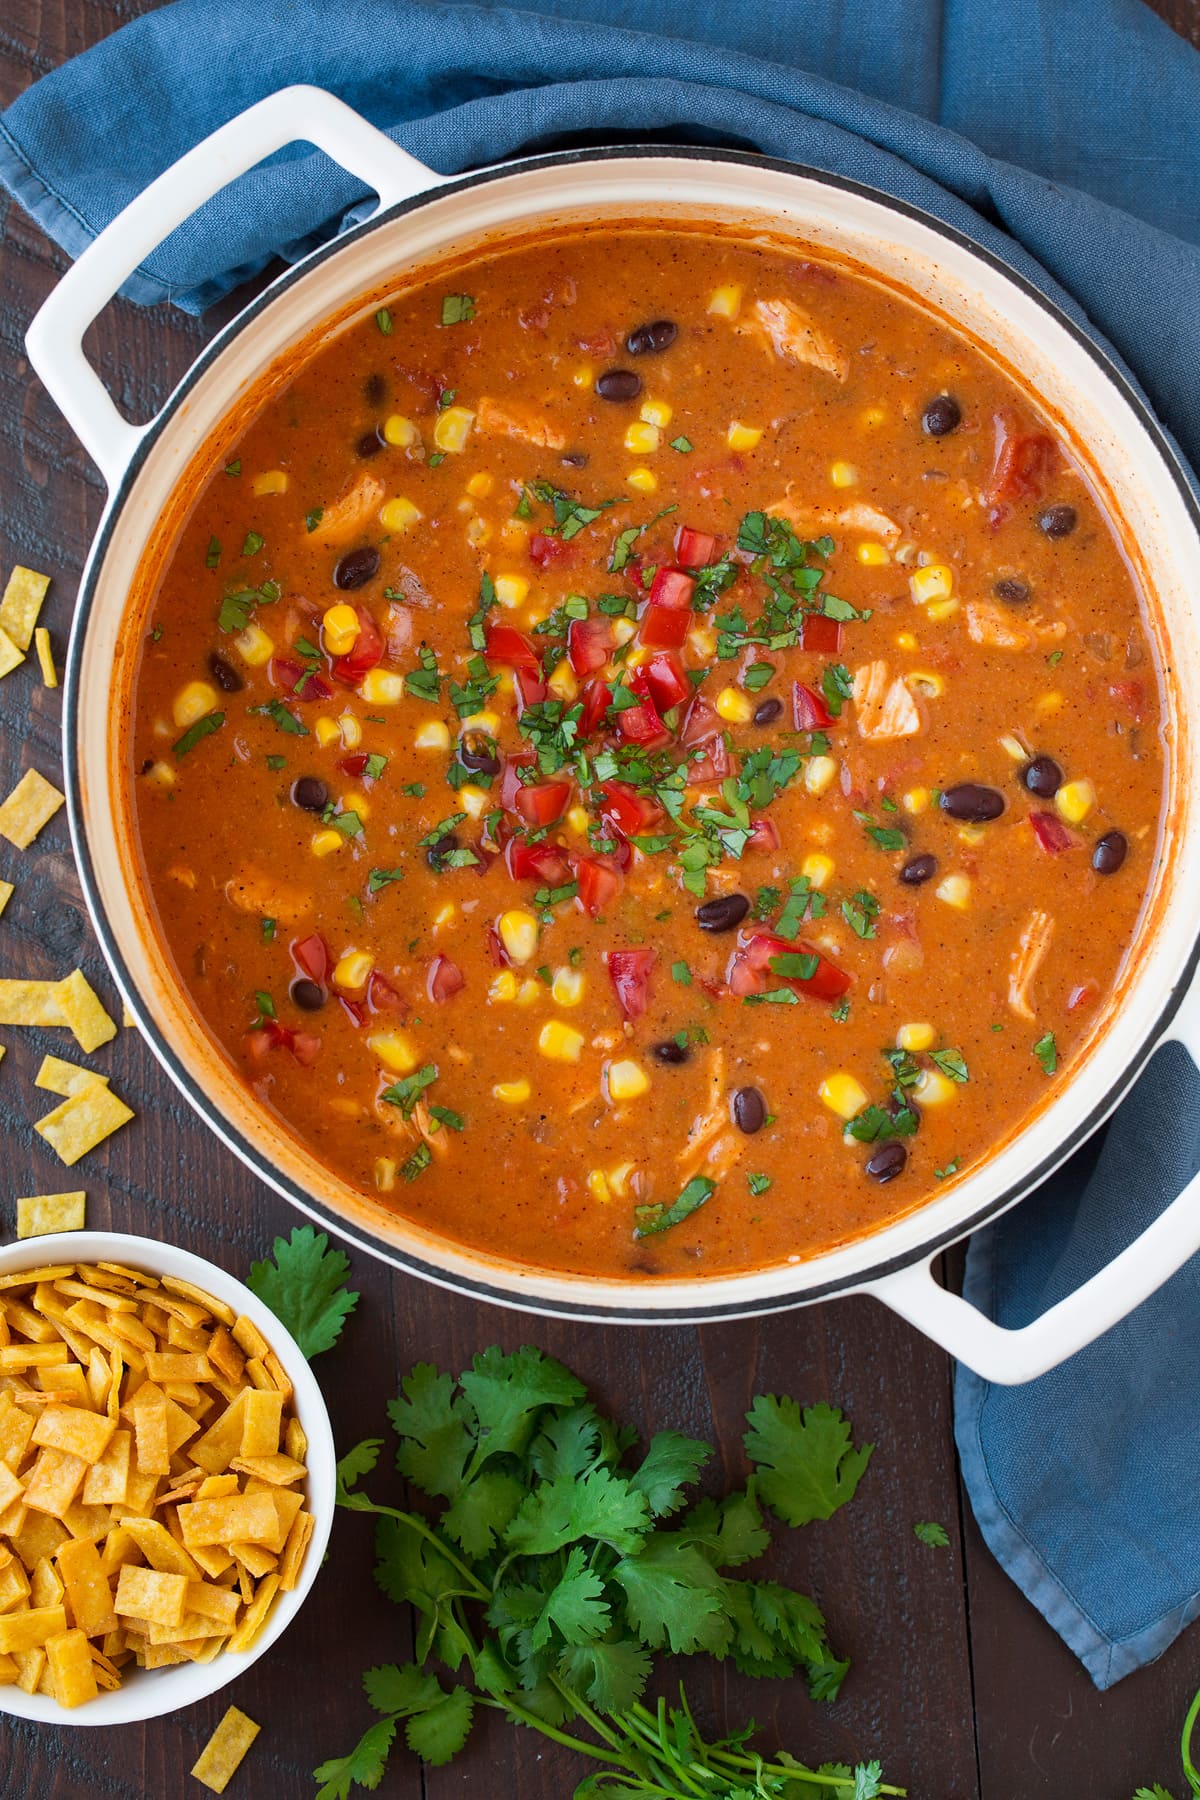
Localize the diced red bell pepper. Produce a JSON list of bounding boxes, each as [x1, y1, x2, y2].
[[801, 614, 842, 654], [639, 650, 690, 713], [599, 781, 663, 839], [573, 853, 622, 918], [578, 678, 613, 738], [337, 752, 370, 778], [567, 615, 612, 677], [727, 932, 851, 1003], [529, 532, 570, 568], [1029, 811, 1074, 854], [331, 608, 384, 685], [648, 567, 696, 609], [291, 934, 330, 984], [639, 602, 691, 649], [674, 525, 719, 568], [514, 665, 548, 713], [793, 682, 834, 731], [1109, 679, 1145, 720], [606, 947, 655, 1021], [514, 779, 571, 827], [748, 815, 780, 851], [617, 700, 671, 749], [984, 413, 1058, 515], [484, 622, 542, 672], [427, 953, 465, 1003], [506, 838, 572, 885]]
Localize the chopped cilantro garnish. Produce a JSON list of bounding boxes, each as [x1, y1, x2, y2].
[[428, 452, 446, 467], [205, 536, 221, 569], [840, 891, 880, 940], [173, 711, 224, 758], [223, 460, 241, 477], [669, 435, 693, 453], [847, 1103, 918, 1144], [934, 1159, 961, 1180], [266, 754, 286, 772], [249, 699, 308, 736], [1033, 1032, 1058, 1075], [532, 477, 621, 542], [419, 813, 466, 848], [930, 1047, 969, 1083], [743, 988, 800, 1006], [753, 884, 781, 921], [671, 960, 692, 986], [402, 1143, 433, 1181], [329, 810, 363, 839], [775, 877, 824, 940], [253, 989, 276, 1022], [375, 308, 393, 334], [405, 644, 442, 703], [368, 867, 404, 893], [382, 1064, 438, 1119], [853, 809, 907, 852], [635, 1175, 716, 1238], [743, 662, 774, 692], [402, 782, 426, 798], [261, 918, 276, 943], [747, 1172, 772, 1196], [820, 663, 853, 718], [769, 951, 819, 981], [429, 1105, 465, 1132], [364, 752, 388, 781], [242, 530, 264, 557], [831, 997, 850, 1023], [305, 508, 324, 533], [440, 294, 476, 325], [914, 1520, 951, 1548]]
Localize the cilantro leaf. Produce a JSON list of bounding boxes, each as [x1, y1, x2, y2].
[[247, 1226, 359, 1358], [314, 1719, 398, 1798], [530, 1545, 611, 1649], [613, 1538, 731, 1655], [744, 1397, 874, 1525], [930, 1047, 969, 1083], [459, 1344, 586, 1459], [335, 1438, 383, 1504], [404, 1684, 474, 1765], [442, 1471, 525, 1558], [363, 1663, 443, 1717], [388, 1362, 474, 1501], [1132, 1788, 1177, 1800], [1033, 1030, 1058, 1075], [557, 1639, 652, 1715], [677, 1487, 771, 1568], [629, 1431, 712, 1518], [505, 1465, 651, 1557], [914, 1520, 950, 1548]]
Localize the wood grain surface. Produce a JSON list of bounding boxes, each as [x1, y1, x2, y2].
[[1, 3, 1198, 1796]]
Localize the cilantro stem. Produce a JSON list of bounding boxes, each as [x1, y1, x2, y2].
[[475, 1694, 640, 1770], [337, 1493, 490, 1601], [1182, 1681, 1200, 1793]]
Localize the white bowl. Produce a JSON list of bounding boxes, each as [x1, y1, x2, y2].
[[0, 1230, 335, 1726]]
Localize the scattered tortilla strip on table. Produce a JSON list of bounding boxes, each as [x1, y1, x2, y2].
[[191, 1706, 261, 1793], [54, 971, 117, 1053], [34, 629, 56, 690], [0, 881, 12, 919], [0, 566, 50, 652], [35, 1083, 133, 1166], [0, 980, 65, 1027], [35, 1054, 107, 1098], [17, 1193, 87, 1238], [0, 769, 64, 850], [121, 1006, 137, 1029], [0, 629, 23, 680]]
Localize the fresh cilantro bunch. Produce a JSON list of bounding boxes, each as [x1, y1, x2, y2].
[[316, 1347, 899, 1799], [1133, 1683, 1200, 1800]]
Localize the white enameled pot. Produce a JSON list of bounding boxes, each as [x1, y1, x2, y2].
[[24, 87, 1200, 1384]]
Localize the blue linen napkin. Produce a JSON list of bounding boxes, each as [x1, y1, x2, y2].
[[3, 0, 1200, 1691]]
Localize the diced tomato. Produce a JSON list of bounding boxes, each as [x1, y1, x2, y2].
[[486, 923, 509, 967], [681, 696, 722, 745], [984, 413, 1058, 516], [686, 739, 732, 785], [500, 756, 535, 810], [245, 1019, 320, 1066], [748, 815, 780, 852], [514, 780, 571, 827], [427, 953, 465, 1003], [599, 781, 663, 839], [529, 532, 570, 568], [727, 932, 851, 1003], [291, 1032, 321, 1067], [648, 567, 696, 609], [639, 651, 690, 713], [368, 972, 402, 1013], [801, 614, 842, 654], [506, 838, 572, 885], [617, 700, 671, 749], [1029, 811, 1074, 854], [1109, 679, 1145, 720], [331, 608, 384, 685], [337, 752, 370, 778], [484, 622, 542, 672], [514, 665, 548, 713], [674, 525, 719, 568], [291, 934, 330, 983], [793, 682, 834, 731], [339, 995, 366, 1027], [269, 657, 304, 690], [573, 853, 622, 918], [1067, 980, 1099, 1012], [578, 678, 613, 738], [567, 616, 612, 677], [606, 948, 655, 1021], [639, 602, 690, 649], [296, 670, 333, 702]]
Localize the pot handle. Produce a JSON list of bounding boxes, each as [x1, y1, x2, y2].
[[24, 85, 445, 490], [861, 979, 1200, 1385]]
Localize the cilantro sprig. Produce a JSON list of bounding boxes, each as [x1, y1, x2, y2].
[[246, 1226, 359, 1359]]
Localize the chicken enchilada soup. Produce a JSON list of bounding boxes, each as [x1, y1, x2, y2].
[[128, 226, 1166, 1278]]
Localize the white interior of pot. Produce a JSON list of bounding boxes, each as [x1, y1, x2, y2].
[[70, 154, 1200, 1316]]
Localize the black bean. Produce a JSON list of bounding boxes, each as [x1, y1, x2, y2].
[[939, 783, 1006, 822], [993, 576, 1031, 605], [1093, 830, 1128, 875], [333, 546, 381, 590], [356, 429, 385, 459], [290, 978, 326, 1012], [865, 1140, 908, 1183], [459, 733, 500, 777], [626, 320, 677, 356], [732, 1086, 766, 1134], [595, 368, 642, 403], [752, 697, 783, 727], [1038, 504, 1077, 539], [561, 451, 589, 468], [695, 893, 750, 933], [899, 853, 937, 886], [207, 651, 243, 694], [291, 776, 328, 812], [1021, 755, 1063, 798], [652, 1038, 690, 1065], [922, 394, 961, 437], [427, 834, 460, 873], [363, 373, 386, 406]]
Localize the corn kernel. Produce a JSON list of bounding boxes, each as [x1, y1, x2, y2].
[[537, 1021, 585, 1063], [830, 461, 858, 489], [143, 761, 175, 789], [459, 784, 489, 820], [727, 421, 763, 451], [894, 630, 919, 653], [466, 513, 490, 547], [625, 420, 661, 455], [433, 902, 456, 930], [314, 717, 341, 749], [688, 626, 717, 659], [936, 873, 971, 909], [379, 497, 422, 534], [498, 909, 539, 964], [857, 542, 890, 566], [234, 622, 274, 666], [252, 470, 288, 496], [607, 1059, 649, 1101], [925, 597, 960, 624], [495, 573, 530, 610], [311, 829, 344, 858], [716, 686, 754, 724], [489, 970, 518, 1003], [627, 468, 658, 494], [566, 806, 590, 836], [552, 967, 585, 1007], [804, 755, 838, 797], [611, 617, 638, 646], [367, 1031, 419, 1074], [802, 853, 834, 890], [906, 669, 944, 698], [860, 406, 887, 428], [640, 399, 673, 429], [912, 1068, 957, 1108], [172, 681, 219, 729], [501, 518, 531, 547], [819, 1072, 870, 1121], [902, 787, 930, 815], [433, 406, 476, 454], [516, 979, 542, 1007], [333, 951, 374, 992], [461, 711, 501, 738], [897, 1022, 935, 1052], [587, 1168, 612, 1204], [548, 661, 578, 702], [1037, 690, 1065, 715], [374, 1158, 396, 1192], [382, 414, 418, 448], [322, 602, 360, 657], [495, 1079, 532, 1105], [957, 822, 986, 846], [339, 713, 362, 749], [1055, 778, 1096, 825], [360, 669, 406, 706], [572, 365, 594, 388], [910, 564, 954, 605], [608, 1161, 636, 1200], [414, 719, 451, 751], [707, 284, 743, 319], [466, 471, 494, 498]]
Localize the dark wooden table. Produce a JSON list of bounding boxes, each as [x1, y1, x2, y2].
[[2, 4, 1198, 1795]]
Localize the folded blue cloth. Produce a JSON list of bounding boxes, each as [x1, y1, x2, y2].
[[4, 0, 1200, 1691]]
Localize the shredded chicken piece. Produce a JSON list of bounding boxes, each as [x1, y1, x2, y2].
[[676, 1050, 727, 1166], [767, 494, 900, 544], [700, 1132, 747, 1183], [851, 661, 922, 740], [477, 396, 567, 450], [965, 602, 1069, 652], [306, 472, 385, 545], [225, 867, 312, 926], [1008, 909, 1055, 1020], [412, 1099, 451, 1158], [738, 298, 849, 381]]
